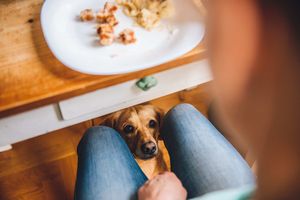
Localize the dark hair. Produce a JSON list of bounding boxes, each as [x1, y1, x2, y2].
[[259, 1, 300, 49]]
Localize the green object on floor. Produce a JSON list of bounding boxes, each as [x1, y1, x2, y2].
[[136, 76, 158, 91]]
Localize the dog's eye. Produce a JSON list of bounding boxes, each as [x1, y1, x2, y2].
[[124, 125, 134, 134], [149, 120, 157, 128]]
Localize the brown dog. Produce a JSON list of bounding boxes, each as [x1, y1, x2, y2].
[[101, 104, 169, 178]]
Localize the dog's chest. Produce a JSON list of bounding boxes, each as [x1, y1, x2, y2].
[[135, 142, 170, 179]]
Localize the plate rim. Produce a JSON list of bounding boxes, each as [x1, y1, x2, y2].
[[40, 0, 205, 75]]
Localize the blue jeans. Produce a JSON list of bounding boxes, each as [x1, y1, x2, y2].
[[74, 104, 254, 200]]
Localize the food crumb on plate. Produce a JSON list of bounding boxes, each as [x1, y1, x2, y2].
[[80, 2, 137, 46], [80, 9, 95, 21], [116, 0, 174, 30], [97, 24, 115, 46], [118, 28, 137, 45]]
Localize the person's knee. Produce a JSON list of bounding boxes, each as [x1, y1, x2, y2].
[[78, 126, 121, 153], [84, 126, 118, 139], [163, 103, 208, 132], [166, 103, 200, 119], [172, 103, 197, 112]]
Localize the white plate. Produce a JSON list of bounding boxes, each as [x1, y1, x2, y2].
[[41, 0, 205, 75]]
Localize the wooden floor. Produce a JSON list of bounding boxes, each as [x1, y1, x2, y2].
[[0, 83, 212, 200]]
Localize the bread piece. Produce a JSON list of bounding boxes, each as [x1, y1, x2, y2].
[[104, 2, 118, 13], [97, 24, 115, 46], [137, 8, 160, 30], [96, 10, 119, 26], [80, 9, 95, 21], [117, 0, 174, 30], [118, 28, 137, 44]]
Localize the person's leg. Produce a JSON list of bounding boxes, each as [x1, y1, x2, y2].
[[74, 126, 147, 200], [161, 104, 255, 198]]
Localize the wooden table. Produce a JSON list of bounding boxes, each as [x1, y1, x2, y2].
[[0, 0, 210, 150]]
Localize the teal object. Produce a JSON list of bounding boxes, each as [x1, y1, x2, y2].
[[136, 76, 158, 91], [190, 185, 255, 200]]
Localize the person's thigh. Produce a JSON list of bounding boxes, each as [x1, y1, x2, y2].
[[74, 126, 147, 200], [161, 104, 255, 198]]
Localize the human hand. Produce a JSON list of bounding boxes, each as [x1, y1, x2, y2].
[[138, 172, 187, 200]]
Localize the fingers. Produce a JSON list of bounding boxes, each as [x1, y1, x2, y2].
[[138, 171, 188, 200], [157, 171, 177, 180], [157, 171, 174, 177], [138, 184, 145, 196], [139, 172, 179, 191]]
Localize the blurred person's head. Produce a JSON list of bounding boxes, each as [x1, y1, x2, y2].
[[206, 1, 300, 198], [207, 0, 299, 153]]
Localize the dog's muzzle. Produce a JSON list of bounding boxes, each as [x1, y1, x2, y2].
[[141, 141, 157, 156]]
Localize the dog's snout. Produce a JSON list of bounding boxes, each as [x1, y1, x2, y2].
[[141, 142, 157, 155]]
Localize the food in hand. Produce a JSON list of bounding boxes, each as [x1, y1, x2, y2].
[[118, 28, 137, 44], [116, 0, 174, 30], [97, 24, 115, 46], [80, 9, 95, 21]]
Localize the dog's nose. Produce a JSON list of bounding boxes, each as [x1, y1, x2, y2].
[[141, 142, 157, 155]]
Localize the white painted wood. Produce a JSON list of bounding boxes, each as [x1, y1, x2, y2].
[[183, 86, 199, 91], [59, 60, 212, 120], [0, 145, 12, 152], [0, 60, 212, 146]]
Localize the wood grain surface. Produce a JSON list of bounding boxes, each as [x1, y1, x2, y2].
[[0, 0, 206, 118]]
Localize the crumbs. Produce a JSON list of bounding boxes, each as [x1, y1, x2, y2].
[[79, 2, 136, 46], [116, 0, 174, 30]]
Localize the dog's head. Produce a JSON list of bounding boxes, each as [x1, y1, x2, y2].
[[102, 105, 164, 159]]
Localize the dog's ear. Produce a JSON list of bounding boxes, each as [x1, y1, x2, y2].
[[154, 107, 165, 128], [101, 111, 121, 129], [153, 106, 165, 140]]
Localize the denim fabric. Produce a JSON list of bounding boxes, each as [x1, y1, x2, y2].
[[74, 104, 254, 200], [74, 126, 147, 200], [161, 104, 254, 198]]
